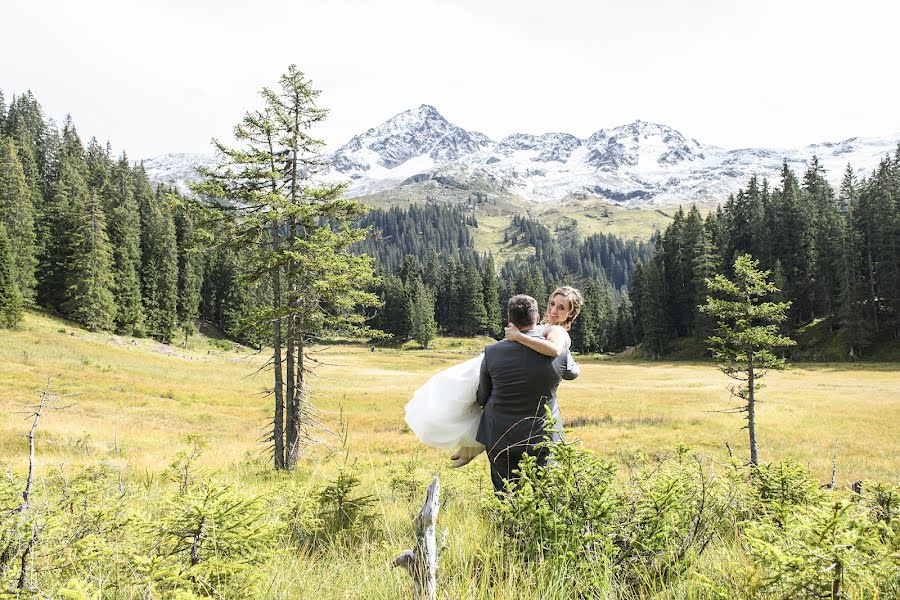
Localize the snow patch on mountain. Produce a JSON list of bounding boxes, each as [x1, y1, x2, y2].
[[142, 106, 900, 208]]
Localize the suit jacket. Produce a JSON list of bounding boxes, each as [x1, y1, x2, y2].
[[475, 328, 580, 458]]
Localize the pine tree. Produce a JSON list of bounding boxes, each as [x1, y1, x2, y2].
[[691, 228, 718, 344], [140, 184, 179, 342], [611, 294, 637, 350], [571, 281, 599, 352], [640, 258, 668, 359], [774, 162, 816, 324], [630, 263, 645, 342], [838, 215, 872, 357], [36, 151, 79, 311], [0, 222, 23, 328], [458, 262, 488, 336], [62, 186, 116, 331], [595, 277, 616, 352], [175, 203, 202, 345], [5, 92, 50, 192], [380, 274, 412, 340], [441, 256, 462, 334], [480, 254, 501, 337], [803, 157, 842, 321], [852, 159, 897, 337], [410, 276, 437, 348], [107, 155, 144, 335], [192, 65, 380, 470], [7, 119, 44, 233], [422, 249, 441, 293], [700, 254, 795, 466], [0, 136, 37, 303], [397, 254, 421, 286]]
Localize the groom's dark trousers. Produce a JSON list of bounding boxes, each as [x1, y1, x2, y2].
[[475, 329, 580, 494]]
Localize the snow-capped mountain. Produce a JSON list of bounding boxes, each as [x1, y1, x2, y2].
[[141, 107, 900, 208], [139, 152, 217, 197]]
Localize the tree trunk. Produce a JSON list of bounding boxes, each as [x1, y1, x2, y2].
[[287, 333, 304, 468], [748, 357, 758, 467], [268, 131, 286, 470], [284, 102, 301, 470], [285, 234, 296, 470], [866, 244, 878, 333], [272, 224, 285, 469]]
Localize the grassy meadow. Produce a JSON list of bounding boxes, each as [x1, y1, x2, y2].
[[1, 310, 898, 598], [2, 310, 897, 483]]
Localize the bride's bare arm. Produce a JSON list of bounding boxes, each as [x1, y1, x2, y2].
[[504, 323, 567, 356]]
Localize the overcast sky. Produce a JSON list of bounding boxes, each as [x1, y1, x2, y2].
[[2, 0, 898, 159]]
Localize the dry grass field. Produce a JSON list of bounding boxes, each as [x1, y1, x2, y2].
[[1, 310, 897, 485], [1, 310, 898, 598]]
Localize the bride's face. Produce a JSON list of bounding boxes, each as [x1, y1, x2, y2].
[[546, 294, 572, 326]]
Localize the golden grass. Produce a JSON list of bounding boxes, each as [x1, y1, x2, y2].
[[1, 310, 897, 487]]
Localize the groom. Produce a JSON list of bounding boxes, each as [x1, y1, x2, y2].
[[475, 294, 580, 494]]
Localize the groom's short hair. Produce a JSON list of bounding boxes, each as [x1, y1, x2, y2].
[[508, 294, 539, 328]]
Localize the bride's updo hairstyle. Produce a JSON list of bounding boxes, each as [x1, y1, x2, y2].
[[545, 285, 583, 331]]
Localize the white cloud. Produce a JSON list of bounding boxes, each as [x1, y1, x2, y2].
[[2, 0, 898, 158]]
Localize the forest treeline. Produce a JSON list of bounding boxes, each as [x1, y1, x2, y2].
[[2, 87, 897, 359], [360, 207, 653, 352], [0, 89, 268, 344], [631, 157, 900, 359]]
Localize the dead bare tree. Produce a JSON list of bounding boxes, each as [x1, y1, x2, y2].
[[2, 378, 76, 592], [393, 477, 440, 600]]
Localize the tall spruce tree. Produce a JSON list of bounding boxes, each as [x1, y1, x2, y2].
[[35, 131, 79, 311], [0, 136, 37, 303], [192, 65, 380, 470], [480, 254, 501, 337], [571, 281, 599, 352], [410, 276, 437, 348], [107, 155, 144, 334], [0, 222, 23, 328], [700, 254, 795, 466], [458, 262, 488, 336], [640, 256, 668, 359], [611, 294, 637, 350], [803, 157, 843, 321], [379, 273, 412, 340], [630, 262, 645, 342], [62, 186, 116, 331], [175, 204, 202, 345], [140, 184, 179, 342]]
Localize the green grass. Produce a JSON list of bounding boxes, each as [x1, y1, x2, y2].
[[2, 310, 897, 482], [1, 310, 898, 598]]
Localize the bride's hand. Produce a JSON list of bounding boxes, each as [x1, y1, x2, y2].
[[504, 322, 521, 343]]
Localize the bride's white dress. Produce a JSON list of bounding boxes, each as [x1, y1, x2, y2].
[[404, 353, 485, 453]]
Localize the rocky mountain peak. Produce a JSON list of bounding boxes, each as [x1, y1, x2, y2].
[[141, 106, 900, 209], [332, 104, 487, 173]]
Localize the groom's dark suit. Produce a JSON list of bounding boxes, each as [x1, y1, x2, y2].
[[475, 327, 580, 493]]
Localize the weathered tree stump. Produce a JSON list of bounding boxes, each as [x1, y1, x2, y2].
[[393, 476, 440, 600]]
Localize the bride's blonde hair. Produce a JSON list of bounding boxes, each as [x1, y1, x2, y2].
[[543, 286, 583, 330]]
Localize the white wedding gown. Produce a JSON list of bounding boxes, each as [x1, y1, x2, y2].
[[404, 353, 485, 454]]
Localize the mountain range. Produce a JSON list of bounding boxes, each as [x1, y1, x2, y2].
[[142, 105, 900, 208]]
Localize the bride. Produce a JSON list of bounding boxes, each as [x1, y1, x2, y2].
[[404, 286, 584, 466]]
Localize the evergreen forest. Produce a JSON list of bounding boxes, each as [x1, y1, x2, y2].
[[630, 160, 900, 359], [1, 87, 898, 360]]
